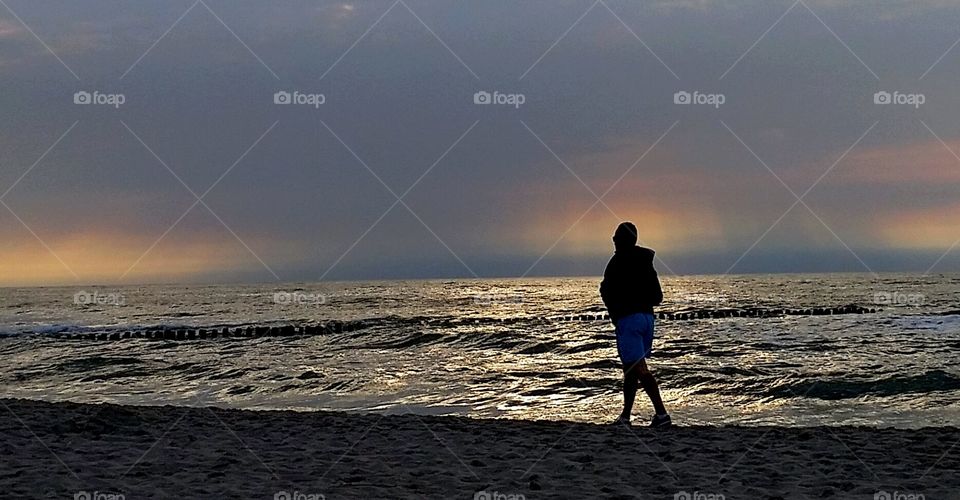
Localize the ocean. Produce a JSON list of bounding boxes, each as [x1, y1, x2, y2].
[[2, 273, 958, 427]]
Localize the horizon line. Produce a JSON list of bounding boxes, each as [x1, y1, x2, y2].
[[2, 269, 956, 290]]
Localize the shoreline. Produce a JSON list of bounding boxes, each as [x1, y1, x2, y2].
[[1, 398, 957, 499]]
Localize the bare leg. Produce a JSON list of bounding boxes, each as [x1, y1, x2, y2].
[[620, 361, 640, 420], [635, 359, 667, 416]]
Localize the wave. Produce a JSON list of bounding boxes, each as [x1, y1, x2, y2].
[[894, 314, 960, 332], [764, 370, 960, 400], [673, 370, 960, 401], [491, 369, 960, 402]]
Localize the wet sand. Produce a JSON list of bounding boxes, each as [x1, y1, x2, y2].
[[1, 398, 957, 499]]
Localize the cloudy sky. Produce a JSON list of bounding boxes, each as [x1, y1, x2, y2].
[[1, 0, 959, 286]]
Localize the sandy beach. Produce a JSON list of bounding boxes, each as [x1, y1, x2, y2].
[[0, 399, 956, 499]]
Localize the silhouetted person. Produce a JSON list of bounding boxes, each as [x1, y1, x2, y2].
[[600, 222, 670, 427]]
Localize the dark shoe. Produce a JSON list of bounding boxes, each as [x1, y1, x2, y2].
[[650, 413, 672, 428], [611, 415, 631, 426]]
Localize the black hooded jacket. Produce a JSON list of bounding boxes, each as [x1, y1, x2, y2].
[[599, 245, 663, 323]]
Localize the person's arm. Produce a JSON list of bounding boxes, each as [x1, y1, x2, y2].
[[650, 270, 663, 307], [600, 256, 622, 324]]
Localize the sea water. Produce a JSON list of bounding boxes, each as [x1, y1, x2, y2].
[[2, 273, 958, 427]]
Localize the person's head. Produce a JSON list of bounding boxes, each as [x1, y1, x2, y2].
[[612, 222, 638, 250]]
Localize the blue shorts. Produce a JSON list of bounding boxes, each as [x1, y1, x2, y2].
[[615, 312, 655, 364]]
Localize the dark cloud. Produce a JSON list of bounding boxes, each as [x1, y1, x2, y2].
[[1, 0, 959, 284]]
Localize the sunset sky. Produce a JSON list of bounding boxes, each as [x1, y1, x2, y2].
[[1, 0, 959, 286]]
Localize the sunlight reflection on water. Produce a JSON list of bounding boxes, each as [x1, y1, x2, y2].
[[1, 274, 959, 427]]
